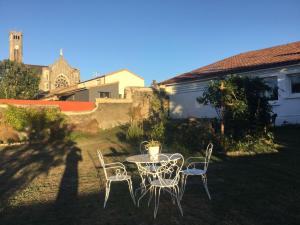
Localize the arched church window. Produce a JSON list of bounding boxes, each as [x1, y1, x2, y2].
[[55, 75, 69, 88]]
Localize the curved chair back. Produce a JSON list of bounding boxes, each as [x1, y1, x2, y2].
[[97, 150, 108, 180], [204, 143, 213, 171], [156, 153, 184, 186]]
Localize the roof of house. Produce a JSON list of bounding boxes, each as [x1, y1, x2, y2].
[[161, 41, 300, 85]]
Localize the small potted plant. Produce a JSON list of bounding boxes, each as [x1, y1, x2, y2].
[[146, 140, 160, 160]]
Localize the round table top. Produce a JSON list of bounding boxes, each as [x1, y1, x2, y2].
[[126, 153, 181, 163]]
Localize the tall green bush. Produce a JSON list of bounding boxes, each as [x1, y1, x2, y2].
[[146, 85, 169, 142]]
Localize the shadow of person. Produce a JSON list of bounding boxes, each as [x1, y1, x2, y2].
[[55, 146, 82, 208]]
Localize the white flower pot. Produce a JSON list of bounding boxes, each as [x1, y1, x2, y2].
[[148, 146, 160, 160]]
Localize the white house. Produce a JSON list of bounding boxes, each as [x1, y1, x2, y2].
[[45, 69, 145, 101], [160, 41, 300, 125], [77, 69, 145, 98]]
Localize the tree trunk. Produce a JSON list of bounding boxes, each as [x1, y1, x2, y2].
[[221, 120, 224, 136]]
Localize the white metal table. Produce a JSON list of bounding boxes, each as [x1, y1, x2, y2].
[[126, 153, 181, 206], [127, 153, 180, 164]]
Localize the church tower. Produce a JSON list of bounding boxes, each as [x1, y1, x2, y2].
[[9, 31, 23, 63]]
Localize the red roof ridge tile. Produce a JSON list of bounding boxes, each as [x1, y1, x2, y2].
[[161, 41, 300, 85]]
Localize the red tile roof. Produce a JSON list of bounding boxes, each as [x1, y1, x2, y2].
[[161, 41, 300, 85], [0, 99, 96, 112]]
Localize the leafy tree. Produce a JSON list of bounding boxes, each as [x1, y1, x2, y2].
[[0, 60, 40, 99], [197, 75, 273, 146], [147, 83, 169, 142]]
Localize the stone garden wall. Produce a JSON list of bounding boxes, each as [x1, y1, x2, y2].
[[0, 87, 154, 140], [66, 87, 153, 132]]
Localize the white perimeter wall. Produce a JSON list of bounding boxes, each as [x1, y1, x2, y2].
[[166, 64, 300, 125]]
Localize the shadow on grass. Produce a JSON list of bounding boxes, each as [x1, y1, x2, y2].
[[56, 146, 82, 204], [0, 121, 80, 211], [0, 127, 299, 225], [104, 147, 130, 157], [0, 141, 77, 206]]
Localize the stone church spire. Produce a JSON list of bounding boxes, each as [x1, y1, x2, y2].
[[9, 31, 23, 63]]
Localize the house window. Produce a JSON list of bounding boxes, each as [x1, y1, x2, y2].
[[99, 92, 110, 98], [263, 76, 278, 100], [289, 74, 300, 93]]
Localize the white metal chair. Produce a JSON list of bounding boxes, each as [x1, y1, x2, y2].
[[97, 150, 136, 208], [181, 143, 213, 200], [139, 153, 184, 218]]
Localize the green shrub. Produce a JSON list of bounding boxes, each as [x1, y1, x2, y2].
[[4, 106, 68, 141], [3, 106, 29, 131], [126, 121, 144, 142], [166, 142, 190, 156], [19, 134, 28, 142], [226, 132, 276, 153], [7, 138, 14, 144], [69, 131, 89, 141], [165, 119, 217, 153]]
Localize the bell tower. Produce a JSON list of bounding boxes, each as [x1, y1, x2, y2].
[[9, 31, 23, 63]]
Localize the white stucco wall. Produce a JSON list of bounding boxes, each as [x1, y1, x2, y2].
[[166, 81, 217, 118], [166, 64, 300, 125], [105, 70, 144, 97], [78, 70, 144, 98]]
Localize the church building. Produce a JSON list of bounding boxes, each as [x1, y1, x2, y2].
[[9, 31, 80, 93], [7, 30, 145, 102]]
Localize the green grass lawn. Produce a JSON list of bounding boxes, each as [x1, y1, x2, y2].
[[0, 127, 299, 225]]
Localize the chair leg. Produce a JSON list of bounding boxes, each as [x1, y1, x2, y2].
[[148, 186, 154, 207], [138, 184, 151, 207], [127, 179, 136, 205], [104, 180, 111, 208], [180, 174, 188, 200], [154, 187, 161, 219], [171, 187, 176, 204], [136, 174, 146, 196], [175, 185, 184, 216], [202, 174, 211, 200], [170, 185, 184, 216], [135, 176, 147, 198]]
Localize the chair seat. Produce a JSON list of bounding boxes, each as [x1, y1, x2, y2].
[[108, 175, 131, 181], [182, 168, 206, 176], [150, 178, 176, 187]]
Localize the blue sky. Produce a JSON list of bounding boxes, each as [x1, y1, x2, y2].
[[0, 0, 300, 85]]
